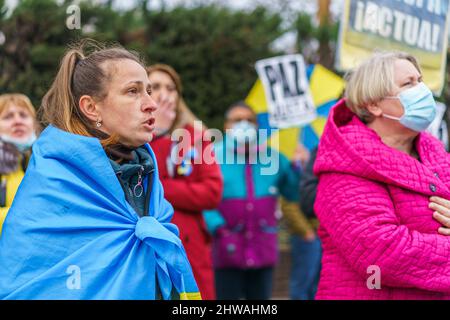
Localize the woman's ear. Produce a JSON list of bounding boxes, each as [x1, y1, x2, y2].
[[366, 103, 383, 117], [78, 95, 100, 122]]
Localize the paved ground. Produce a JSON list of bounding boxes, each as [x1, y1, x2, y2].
[[272, 249, 291, 300]]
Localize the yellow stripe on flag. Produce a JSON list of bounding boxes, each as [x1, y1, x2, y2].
[[310, 116, 328, 137], [245, 79, 268, 114], [309, 64, 345, 108], [267, 128, 300, 160], [179, 291, 202, 300]]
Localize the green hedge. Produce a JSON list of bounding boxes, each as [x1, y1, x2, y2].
[[0, 0, 284, 129]]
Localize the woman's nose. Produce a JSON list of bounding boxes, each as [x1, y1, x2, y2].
[[143, 96, 158, 112], [12, 114, 24, 124]]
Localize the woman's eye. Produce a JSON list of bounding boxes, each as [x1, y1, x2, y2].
[[128, 88, 138, 94]]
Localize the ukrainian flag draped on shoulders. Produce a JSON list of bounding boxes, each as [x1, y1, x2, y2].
[[0, 125, 201, 300]]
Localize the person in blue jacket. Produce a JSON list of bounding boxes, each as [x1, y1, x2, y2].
[[0, 40, 200, 300], [203, 101, 303, 300]]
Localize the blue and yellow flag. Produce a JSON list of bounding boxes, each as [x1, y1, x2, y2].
[[0, 125, 201, 300], [246, 63, 345, 159]]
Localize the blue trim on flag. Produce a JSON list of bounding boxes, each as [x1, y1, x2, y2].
[[300, 125, 320, 151], [316, 99, 337, 116], [306, 64, 315, 82]]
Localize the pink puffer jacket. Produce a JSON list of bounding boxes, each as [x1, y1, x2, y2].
[[314, 99, 450, 300]]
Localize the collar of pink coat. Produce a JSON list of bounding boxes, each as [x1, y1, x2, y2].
[[314, 98, 450, 198]]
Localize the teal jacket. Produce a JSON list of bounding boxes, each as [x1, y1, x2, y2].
[[204, 139, 300, 268]]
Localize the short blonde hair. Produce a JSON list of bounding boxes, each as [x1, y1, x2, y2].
[[344, 51, 421, 123], [0, 93, 36, 119]]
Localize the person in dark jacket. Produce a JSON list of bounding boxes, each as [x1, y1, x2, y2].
[[299, 147, 319, 219], [290, 146, 322, 300]]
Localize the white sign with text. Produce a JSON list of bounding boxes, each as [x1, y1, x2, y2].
[[255, 54, 317, 128]]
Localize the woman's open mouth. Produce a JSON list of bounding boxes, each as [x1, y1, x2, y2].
[[143, 117, 155, 131]]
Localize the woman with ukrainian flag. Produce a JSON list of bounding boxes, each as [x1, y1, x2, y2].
[[0, 40, 200, 300]]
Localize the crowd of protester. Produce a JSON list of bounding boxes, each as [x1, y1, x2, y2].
[[0, 40, 450, 300]]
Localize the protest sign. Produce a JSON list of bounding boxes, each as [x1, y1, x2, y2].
[[337, 0, 449, 94], [255, 54, 317, 128]]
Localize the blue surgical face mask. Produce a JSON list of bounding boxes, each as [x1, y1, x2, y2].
[[1, 132, 36, 152], [382, 82, 436, 132], [228, 120, 257, 145]]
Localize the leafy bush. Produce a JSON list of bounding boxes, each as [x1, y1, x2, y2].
[[0, 0, 283, 129]]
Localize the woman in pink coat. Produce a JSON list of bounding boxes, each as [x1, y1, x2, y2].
[[314, 51, 450, 300]]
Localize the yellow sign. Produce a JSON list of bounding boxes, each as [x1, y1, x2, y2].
[[337, 0, 449, 95]]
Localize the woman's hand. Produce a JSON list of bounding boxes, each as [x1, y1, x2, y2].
[[293, 142, 310, 168], [429, 196, 450, 235], [154, 95, 177, 133], [303, 230, 317, 242]]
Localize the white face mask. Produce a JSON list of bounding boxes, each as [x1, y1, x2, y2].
[[228, 120, 257, 145], [382, 82, 436, 132], [1, 132, 36, 152]]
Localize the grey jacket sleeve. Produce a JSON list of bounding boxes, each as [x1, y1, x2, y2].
[[299, 147, 318, 219]]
